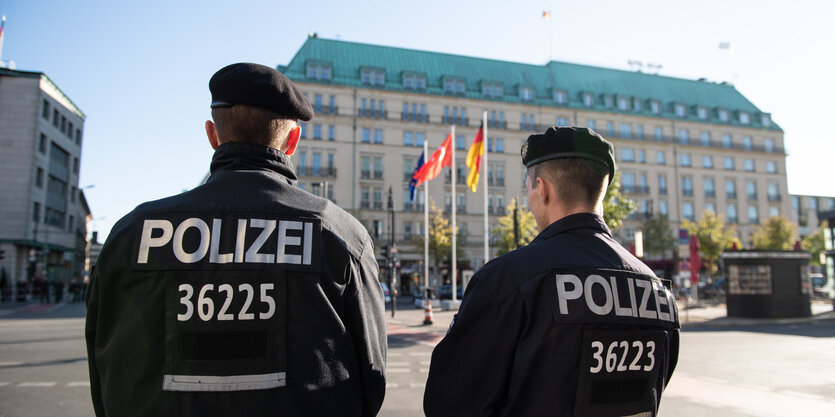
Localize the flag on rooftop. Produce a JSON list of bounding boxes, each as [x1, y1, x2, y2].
[[542, 11, 551, 19]]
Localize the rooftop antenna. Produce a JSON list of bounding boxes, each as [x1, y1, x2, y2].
[[628, 59, 644, 72], [646, 63, 663, 75], [719, 42, 737, 85]]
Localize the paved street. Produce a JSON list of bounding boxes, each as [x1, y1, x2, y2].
[[2, 299, 835, 416]]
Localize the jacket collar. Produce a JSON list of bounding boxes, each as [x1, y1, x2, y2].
[[531, 212, 612, 243], [208, 142, 297, 185]]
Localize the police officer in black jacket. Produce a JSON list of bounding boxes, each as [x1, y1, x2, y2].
[[424, 127, 679, 417], [86, 63, 386, 417]]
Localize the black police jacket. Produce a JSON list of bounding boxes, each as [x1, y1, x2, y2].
[[86, 143, 386, 417], [424, 213, 679, 417]]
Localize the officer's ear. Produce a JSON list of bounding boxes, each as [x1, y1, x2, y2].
[[537, 176, 551, 204], [205, 120, 220, 150], [282, 125, 301, 156]]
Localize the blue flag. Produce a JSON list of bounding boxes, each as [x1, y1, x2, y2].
[[408, 152, 425, 202]]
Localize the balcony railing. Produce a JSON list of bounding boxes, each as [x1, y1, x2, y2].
[[360, 201, 370, 209], [601, 128, 786, 154], [298, 167, 337, 177], [361, 170, 370, 179], [727, 192, 737, 199], [400, 113, 430, 123], [316, 106, 338, 115], [403, 203, 425, 212], [442, 116, 469, 126], [358, 109, 388, 119], [488, 178, 506, 186], [373, 171, 384, 180], [747, 193, 758, 200], [373, 202, 383, 210], [705, 190, 716, 198], [622, 185, 650, 194], [682, 189, 694, 197], [658, 187, 668, 195], [768, 194, 782, 202]]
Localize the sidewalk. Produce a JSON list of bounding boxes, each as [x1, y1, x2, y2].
[[384, 298, 835, 331]]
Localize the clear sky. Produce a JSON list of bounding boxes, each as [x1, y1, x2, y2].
[[2, 0, 833, 240]]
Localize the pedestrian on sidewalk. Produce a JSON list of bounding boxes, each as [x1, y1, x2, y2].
[[86, 63, 386, 417], [424, 127, 680, 416]]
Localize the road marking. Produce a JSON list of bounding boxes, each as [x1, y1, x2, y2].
[[697, 376, 726, 384], [0, 361, 24, 367], [420, 361, 431, 366], [387, 368, 410, 373], [0, 382, 10, 387], [409, 352, 431, 357], [737, 383, 771, 392], [18, 382, 57, 387], [409, 383, 425, 388], [781, 390, 823, 400], [388, 352, 403, 357], [66, 381, 90, 387], [387, 362, 410, 367], [386, 383, 399, 388], [419, 368, 430, 373]]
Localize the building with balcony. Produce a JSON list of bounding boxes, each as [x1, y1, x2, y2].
[[791, 194, 835, 237], [277, 36, 791, 281], [0, 68, 89, 294]]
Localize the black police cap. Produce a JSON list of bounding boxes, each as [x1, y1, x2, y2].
[[521, 126, 616, 184], [209, 63, 314, 121]]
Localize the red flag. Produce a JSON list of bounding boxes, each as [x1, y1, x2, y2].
[[689, 235, 701, 286], [413, 133, 452, 186]]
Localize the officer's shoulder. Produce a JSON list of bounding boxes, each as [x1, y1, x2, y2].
[[317, 199, 372, 258]]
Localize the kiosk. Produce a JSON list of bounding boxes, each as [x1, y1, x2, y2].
[[721, 250, 811, 318]]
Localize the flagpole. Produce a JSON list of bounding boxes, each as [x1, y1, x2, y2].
[[482, 111, 489, 267], [450, 125, 457, 303], [423, 139, 429, 300]]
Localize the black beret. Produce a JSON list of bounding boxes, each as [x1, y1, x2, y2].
[[209, 63, 314, 121], [521, 126, 616, 184]]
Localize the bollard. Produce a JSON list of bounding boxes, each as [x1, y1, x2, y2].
[[423, 298, 434, 325]]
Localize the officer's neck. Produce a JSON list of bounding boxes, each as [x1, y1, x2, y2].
[[539, 203, 601, 232]]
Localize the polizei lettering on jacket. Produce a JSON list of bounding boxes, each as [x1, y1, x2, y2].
[[552, 268, 679, 328], [133, 215, 321, 271]]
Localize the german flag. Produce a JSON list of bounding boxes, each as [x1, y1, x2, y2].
[[465, 124, 485, 192]]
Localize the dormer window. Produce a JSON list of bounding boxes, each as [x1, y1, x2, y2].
[[553, 90, 567, 104], [650, 100, 660, 114], [760, 113, 771, 126], [718, 109, 729, 122], [520, 86, 534, 101], [361, 68, 385, 86], [482, 82, 503, 98], [444, 77, 465, 94], [739, 111, 750, 125], [583, 93, 594, 107], [403, 73, 427, 91], [633, 99, 642, 112], [697, 107, 708, 120], [617, 97, 630, 111], [603, 95, 614, 109], [674, 104, 686, 118], [307, 63, 332, 80]]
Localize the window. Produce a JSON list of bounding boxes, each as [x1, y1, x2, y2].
[[554, 90, 567, 104], [767, 183, 779, 201], [726, 180, 737, 199], [636, 125, 644, 139], [656, 151, 666, 165], [456, 135, 465, 150], [300, 123, 307, 138], [520, 87, 534, 101], [328, 95, 336, 114], [361, 69, 385, 86], [678, 129, 689, 144], [444, 78, 465, 94], [621, 148, 635, 162], [586, 119, 596, 130], [607, 122, 614, 136], [404, 74, 415, 89], [746, 181, 758, 200], [39, 134, 47, 153], [73, 157, 79, 175], [680, 153, 691, 167], [739, 112, 750, 125], [766, 161, 777, 173], [495, 138, 504, 153], [404, 157, 415, 180], [35, 167, 44, 187], [76, 129, 82, 145], [727, 205, 738, 223], [697, 107, 708, 120], [483, 82, 503, 98], [675, 104, 686, 117], [810, 197, 819, 211], [764, 138, 774, 153], [583, 93, 594, 107], [42, 99, 50, 119], [683, 202, 695, 221], [650, 101, 660, 114], [659, 200, 668, 216], [457, 194, 466, 213], [53, 109, 59, 127], [361, 128, 370, 143], [374, 129, 383, 144], [770, 206, 780, 218], [61, 116, 67, 133], [403, 131, 413, 146], [328, 125, 335, 141], [312, 153, 322, 176], [706, 203, 716, 214], [744, 159, 755, 172], [702, 155, 713, 169], [617, 97, 630, 111], [416, 132, 425, 147], [682, 177, 693, 196], [748, 206, 759, 224], [704, 178, 715, 197], [722, 157, 734, 170], [67, 122, 74, 139], [700, 132, 711, 146], [313, 124, 322, 140], [604, 96, 613, 109], [761, 113, 771, 126], [360, 187, 370, 209], [557, 117, 570, 127], [743, 136, 753, 150], [722, 134, 732, 148], [298, 152, 307, 174], [654, 127, 663, 141], [619, 123, 632, 139], [373, 157, 383, 179], [638, 149, 646, 163], [658, 175, 667, 194], [306, 64, 332, 80], [33, 202, 41, 223], [621, 173, 636, 192], [719, 109, 729, 122], [313, 94, 322, 113], [327, 153, 335, 175], [360, 156, 370, 179], [70, 186, 76, 203]]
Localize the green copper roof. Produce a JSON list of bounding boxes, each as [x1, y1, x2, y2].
[[279, 37, 780, 132]]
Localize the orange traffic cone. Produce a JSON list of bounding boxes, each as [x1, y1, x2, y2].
[[423, 298, 434, 325]]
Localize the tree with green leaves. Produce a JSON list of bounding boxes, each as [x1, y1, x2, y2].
[[411, 202, 464, 272], [682, 211, 740, 279], [802, 221, 827, 266], [492, 200, 539, 256], [752, 216, 797, 250], [602, 172, 636, 231], [640, 215, 675, 259]]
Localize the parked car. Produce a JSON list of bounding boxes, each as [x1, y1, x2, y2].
[[380, 282, 392, 303], [811, 274, 833, 298], [438, 284, 464, 300]]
